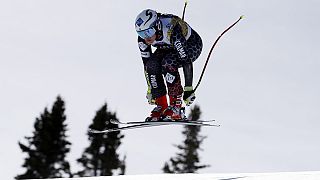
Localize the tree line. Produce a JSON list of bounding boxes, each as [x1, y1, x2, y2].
[[16, 95, 209, 179]]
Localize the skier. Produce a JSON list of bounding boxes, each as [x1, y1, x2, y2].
[[135, 9, 203, 121]]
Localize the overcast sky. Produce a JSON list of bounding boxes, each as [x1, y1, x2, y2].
[[1, 0, 320, 179]]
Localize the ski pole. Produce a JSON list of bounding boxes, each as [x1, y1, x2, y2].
[[182, 0, 188, 20], [194, 15, 244, 92]]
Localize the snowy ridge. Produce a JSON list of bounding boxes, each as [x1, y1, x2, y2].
[[31, 171, 320, 180]]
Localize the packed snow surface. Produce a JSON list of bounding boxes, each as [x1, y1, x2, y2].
[[30, 171, 320, 180]]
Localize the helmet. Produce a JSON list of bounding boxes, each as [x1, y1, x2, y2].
[[135, 9, 158, 39]]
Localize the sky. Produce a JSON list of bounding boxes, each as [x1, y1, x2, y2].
[[1, 0, 320, 179]]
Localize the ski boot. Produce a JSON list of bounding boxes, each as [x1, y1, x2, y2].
[[163, 95, 186, 121], [145, 95, 168, 122]]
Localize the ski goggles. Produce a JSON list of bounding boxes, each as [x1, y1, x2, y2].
[[137, 27, 156, 39]]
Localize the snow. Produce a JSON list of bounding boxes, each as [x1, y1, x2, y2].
[[29, 171, 320, 180]]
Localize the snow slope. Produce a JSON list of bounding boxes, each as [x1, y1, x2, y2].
[[31, 171, 320, 180]]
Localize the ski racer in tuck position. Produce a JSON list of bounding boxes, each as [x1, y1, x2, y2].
[[135, 9, 203, 121]]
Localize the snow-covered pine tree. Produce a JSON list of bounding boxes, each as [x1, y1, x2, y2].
[[76, 103, 126, 177], [16, 96, 72, 179], [163, 105, 210, 173]]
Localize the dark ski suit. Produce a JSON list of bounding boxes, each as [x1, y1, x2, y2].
[[137, 14, 202, 99]]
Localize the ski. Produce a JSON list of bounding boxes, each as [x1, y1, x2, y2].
[[110, 118, 215, 125], [89, 119, 219, 134], [88, 123, 165, 134]]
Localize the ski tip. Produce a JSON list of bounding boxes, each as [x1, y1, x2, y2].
[[110, 119, 120, 124], [240, 15, 244, 19], [88, 128, 107, 134], [88, 128, 98, 133]]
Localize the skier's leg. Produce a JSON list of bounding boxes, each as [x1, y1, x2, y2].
[[161, 52, 185, 120], [161, 52, 183, 97]]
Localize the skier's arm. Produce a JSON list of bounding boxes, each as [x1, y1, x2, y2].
[[183, 63, 193, 87], [171, 25, 193, 87], [137, 36, 152, 81], [137, 36, 155, 104], [171, 24, 196, 106]]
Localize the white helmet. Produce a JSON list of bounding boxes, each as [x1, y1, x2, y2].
[[135, 9, 158, 39]]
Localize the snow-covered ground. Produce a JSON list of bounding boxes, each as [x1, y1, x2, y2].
[[32, 171, 320, 180]]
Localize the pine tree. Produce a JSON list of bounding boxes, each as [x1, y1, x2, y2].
[[16, 96, 72, 179], [76, 103, 126, 177], [163, 105, 210, 173]]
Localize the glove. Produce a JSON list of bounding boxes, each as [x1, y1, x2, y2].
[[146, 88, 156, 105], [144, 70, 156, 105], [183, 86, 196, 106]]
